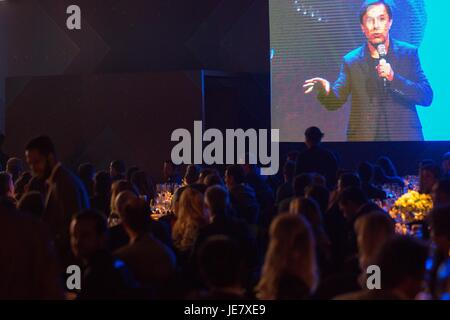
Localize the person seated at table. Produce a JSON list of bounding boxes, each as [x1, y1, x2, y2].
[[163, 160, 182, 184], [428, 205, 450, 299], [275, 160, 295, 206], [242, 162, 275, 225], [109, 160, 126, 182], [224, 165, 260, 225], [0, 172, 16, 207], [108, 190, 136, 251], [314, 211, 394, 300], [306, 184, 330, 216], [191, 236, 249, 300], [323, 173, 361, 270], [335, 235, 429, 300], [17, 191, 44, 219], [90, 171, 112, 218], [6, 157, 24, 184], [13, 171, 32, 201], [172, 186, 209, 267], [354, 212, 395, 283], [357, 162, 387, 200], [114, 197, 176, 295], [126, 166, 139, 182], [130, 170, 156, 203], [419, 163, 442, 194], [376, 156, 405, 187], [192, 185, 257, 289], [290, 197, 332, 277], [442, 152, 450, 178], [255, 214, 319, 300], [338, 187, 390, 259], [277, 173, 313, 213], [204, 173, 224, 188], [198, 168, 219, 185], [432, 179, 450, 208], [113, 190, 172, 251], [78, 163, 95, 198], [70, 210, 140, 299], [0, 195, 63, 300]]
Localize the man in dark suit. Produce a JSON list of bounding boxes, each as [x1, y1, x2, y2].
[[224, 165, 260, 225], [304, 0, 433, 141], [25, 136, 90, 263], [0, 202, 63, 299], [295, 127, 338, 189]]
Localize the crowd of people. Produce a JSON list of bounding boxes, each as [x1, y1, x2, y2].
[[0, 130, 449, 300]]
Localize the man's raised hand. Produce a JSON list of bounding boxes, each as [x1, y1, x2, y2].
[[303, 78, 331, 95]]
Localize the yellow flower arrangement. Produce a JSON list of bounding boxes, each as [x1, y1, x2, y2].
[[389, 191, 433, 224]]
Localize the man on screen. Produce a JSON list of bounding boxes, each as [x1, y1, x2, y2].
[[303, 0, 433, 141]]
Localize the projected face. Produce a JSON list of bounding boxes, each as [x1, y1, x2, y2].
[[361, 3, 393, 46]]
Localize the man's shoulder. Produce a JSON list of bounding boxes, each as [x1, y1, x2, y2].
[[54, 165, 81, 185], [343, 45, 365, 64], [392, 39, 418, 55], [303, 146, 337, 160]]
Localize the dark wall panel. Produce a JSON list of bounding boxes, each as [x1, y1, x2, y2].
[[5, 72, 204, 181]]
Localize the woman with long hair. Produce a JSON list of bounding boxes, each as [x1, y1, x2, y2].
[[256, 214, 318, 300], [290, 197, 332, 276], [172, 187, 208, 259], [354, 211, 395, 274]]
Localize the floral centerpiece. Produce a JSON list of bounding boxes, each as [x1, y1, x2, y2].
[[389, 191, 433, 235]]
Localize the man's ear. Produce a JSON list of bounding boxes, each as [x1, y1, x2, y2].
[[388, 19, 393, 31]]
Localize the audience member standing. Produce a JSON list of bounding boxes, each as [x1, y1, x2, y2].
[[25, 136, 90, 263], [296, 127, 338, 189]]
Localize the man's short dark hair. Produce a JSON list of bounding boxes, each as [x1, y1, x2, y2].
[[0, 172, 12, 197], [421, 164, 442, 179], [339, 187, 368, 206], [198, 235, 244, 288], [226, 165, 246, 185], [358, 162, 374, 183], [293, 173, 313, 197], [111, 160, 126, 174], [78, 163, 95, 179], [204, 174, 224, 188], [339, 173, 362, 189], [74, 209, 108, 235], [121, 198, 149, 233], [306, 185, 330, 215], [429, 205, 450, 240], [126, 166, 139, 181], [25, 135, 55, 156], [94, 171, 112, 195], [305, 127, 324, 144], [434, 179, 450, 198], [359, 0, 393, 24], [205, 185, 230, 218], [283, 160, 296, 179], [374, 235, 428, 290]]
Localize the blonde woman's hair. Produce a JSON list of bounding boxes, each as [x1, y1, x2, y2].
[[290, 197, 331, 251], [354, 211, 395, 270], [256, 214, 318, 300], [172, 187, 207, 252]]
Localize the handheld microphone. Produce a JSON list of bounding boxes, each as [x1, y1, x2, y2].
[[377, 44, 388, 88]]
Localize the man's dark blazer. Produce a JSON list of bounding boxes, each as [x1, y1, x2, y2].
[[44, 165, 90, 259], [318, 39, 433, 141]]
